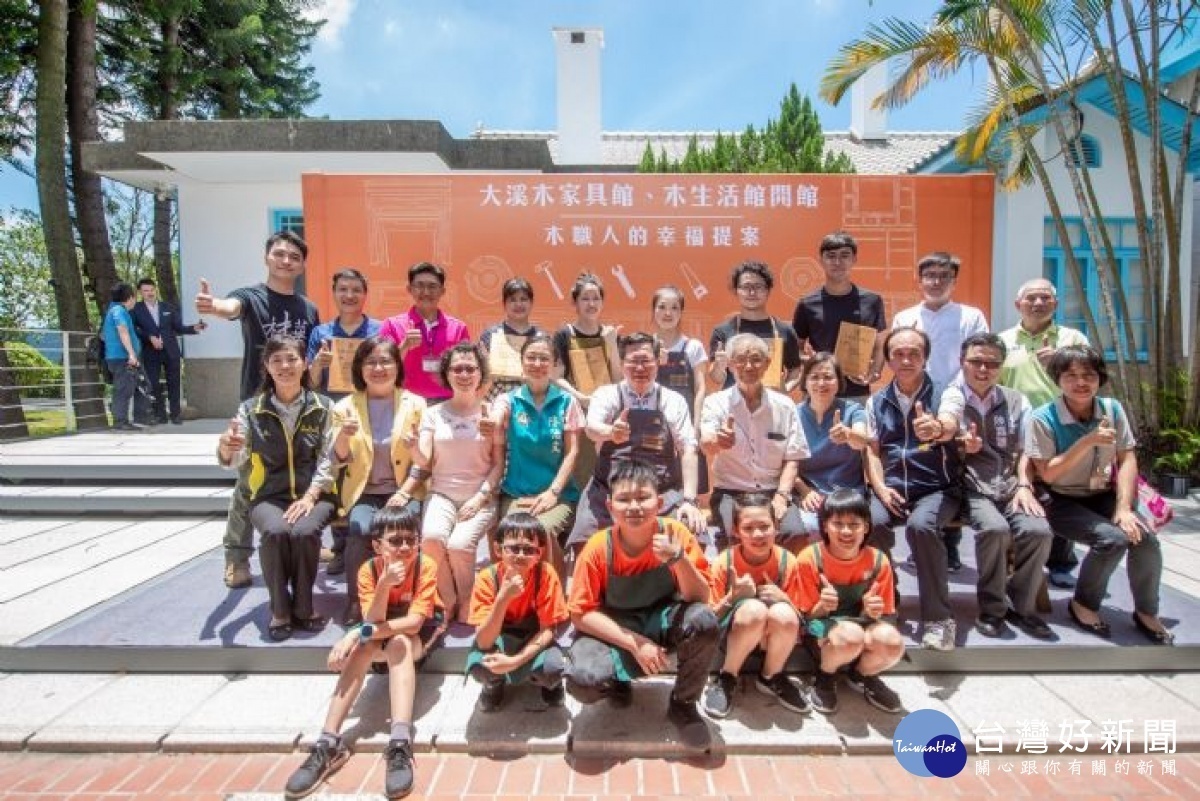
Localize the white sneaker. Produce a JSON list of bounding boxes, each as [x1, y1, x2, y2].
[[921, 619, 956, 651]]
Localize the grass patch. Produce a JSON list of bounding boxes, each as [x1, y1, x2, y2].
[[24, 408, 70, 437]]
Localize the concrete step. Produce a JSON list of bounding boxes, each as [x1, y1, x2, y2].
[[0, 484, 231, 515]]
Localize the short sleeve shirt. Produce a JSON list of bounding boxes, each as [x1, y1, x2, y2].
[[586, 382, 698, 451], [892, 301, 989, 387], [357, 553, 440, 620], [1027, 396, 1137, 496], [796, 398, 868, 493], [998, 323, 1089, 408], [708, 316, 802, 388], [378, 308, 470, 401], [795, 543, 895, 617], [708, 545, 804, 611], [467, 562, 569, 629], [305, 316, 381, 396], [229, 284, 320, 401], [792, 286, 886, 396], [700, 386, 809, 491], [419, 402, 493, 501]]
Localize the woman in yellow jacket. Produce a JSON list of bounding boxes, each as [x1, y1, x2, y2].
[[330, 336, 428, 626]]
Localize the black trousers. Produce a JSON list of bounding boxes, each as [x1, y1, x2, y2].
[[144, 348, 183, 420]]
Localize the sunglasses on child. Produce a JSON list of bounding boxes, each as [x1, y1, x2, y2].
[[501, 543, 540, 556], [384, 534, 418, 547]]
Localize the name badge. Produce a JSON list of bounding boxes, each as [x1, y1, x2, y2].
[[422, 356, 440, 373]]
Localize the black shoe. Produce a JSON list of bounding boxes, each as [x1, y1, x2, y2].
[[1132, 613, 1175, 645], [326, 551, 346, 576], [845, 668, 903, 714], [609, 679, 633, 708], [285, 738, 350, 799], [1048, 569, 1077, 589], [974, 613, 1007, 638], [1006, 609, 1054, 640], [341, 604, 363, 628], [292, 615, 328, 633], [754, 672, 810, 714], [946, 544, 963, 572], [703, 671, 737, 719], [114, 421, 141, 431], [666, 696, 712, 749], [541, 683, 565, 707], [1067, 601, 1111, 638], [477, 680, 505, 713], [170, 417, 184, 425], [383, 738, 415, 799], [809, 671, 838, 715]]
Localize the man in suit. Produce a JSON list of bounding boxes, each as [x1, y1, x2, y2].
[[133, 277, 207, 425]]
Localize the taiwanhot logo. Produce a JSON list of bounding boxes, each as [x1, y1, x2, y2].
[[892, 709, 967, 778]]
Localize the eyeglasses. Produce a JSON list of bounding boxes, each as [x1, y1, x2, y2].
[[501, 543, 540, 557], [449, 363, 480, 375], [920, 271, 955, 284], [365, 358, 396, 369], [964, 358, 1003, 370], [384, 534, 418, 548], [732, 355, 767, 367], [737, 283, 768, 294], [410, 282, 443, 293], [624, 358, 656, 368]]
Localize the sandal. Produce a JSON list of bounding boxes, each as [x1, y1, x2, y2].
[[1067, 601, 1111, 638], [268, 621, 294, 642], [1132, 613, 1175, 645], [291, 615, 328, 633]]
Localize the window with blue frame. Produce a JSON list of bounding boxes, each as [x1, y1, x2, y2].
[[1068, 134, 1101, 169], [271, 208, 305, 239], [1043, 218, 1148, 361]]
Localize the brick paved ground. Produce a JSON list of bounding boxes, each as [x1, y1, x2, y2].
[[0, 751, 1196, 799]]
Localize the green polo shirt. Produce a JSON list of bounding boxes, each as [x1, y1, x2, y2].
[[998, 323, 1089, 408]]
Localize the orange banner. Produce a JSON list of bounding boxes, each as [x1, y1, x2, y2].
[[301, 173, 994, 339]]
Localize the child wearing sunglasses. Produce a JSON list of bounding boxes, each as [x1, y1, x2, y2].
[[284, 506, 440, 801], [465, 512, 569, 712], [703, 493, 809, 720]]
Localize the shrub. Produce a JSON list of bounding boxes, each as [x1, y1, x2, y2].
[[1, 341, 64, 400]]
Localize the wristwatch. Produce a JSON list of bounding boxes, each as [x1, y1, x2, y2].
[[357, 622, 375, 643], [665, 550, 684, 566]]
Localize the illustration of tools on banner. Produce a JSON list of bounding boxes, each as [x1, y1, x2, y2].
[[678, 262, 709, 300], [535, 261, 565, 301], [611, 264, 637, 299]]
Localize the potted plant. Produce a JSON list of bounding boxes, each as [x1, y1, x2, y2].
[[1153, 428, 1200, 498]]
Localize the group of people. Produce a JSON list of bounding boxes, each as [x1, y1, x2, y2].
[[192, 230, 1173, 801]]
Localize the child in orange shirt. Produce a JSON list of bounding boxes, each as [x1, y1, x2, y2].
[[285, 506, 440, 801], [703, 492, 808, 719], [797, 489, 905, 715], [466, 512, 569, 712], [565, 461, 719, 749]]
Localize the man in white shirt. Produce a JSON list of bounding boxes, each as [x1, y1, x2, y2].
[[565, 332, 705, 550], [700, 333, 808, 548], [892, 252, 989, 387]]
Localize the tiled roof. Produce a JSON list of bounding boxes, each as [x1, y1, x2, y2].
[[471, 129, 958, 174]]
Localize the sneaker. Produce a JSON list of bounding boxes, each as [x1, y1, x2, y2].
[[702, 671, 738, 719], [846, 669, 903, 714], [809, 671, 839, 715], [921, 619, 956, 651], [754, 672, 810, 714], [285, 739, 350, 799], [382, 738, 415, 799], [326, 551, 345, 576], [609, 679, 633, 708], [541, 683, 565, 707], [666, 696, 712, 749], [224, 562, 252, 589], [477, 680, 504, 713]]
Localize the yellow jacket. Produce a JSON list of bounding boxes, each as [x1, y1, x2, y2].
[[333, 389, 427, 514]]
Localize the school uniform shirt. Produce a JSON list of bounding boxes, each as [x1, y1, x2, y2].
[[795, 543, 896, 617], [357, 553, 441, 619], [998, 323, 1089, 408], [892, 301, 989, 387], [1026, 395, 1137, 497], [708, 545, 804, 611], [567, 519, 710, 617], [700, 385, 809, 492], [467, 562, 569, 628], [586, 382, 698, 450], [378, 307, 470, 401]]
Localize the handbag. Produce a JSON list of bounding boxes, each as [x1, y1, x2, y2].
[[1134, 475, 1173, 533]]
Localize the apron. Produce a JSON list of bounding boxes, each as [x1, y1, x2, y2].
[[655, 344, 709, 494], [804, 546, 885, 638], [598, 524, 682, 682], [735, 316, 785, 391], [718, 548, 792, 629], [464, 563, 551, 685], [593, 386, 680, 493], [485, 329, 528, 402]]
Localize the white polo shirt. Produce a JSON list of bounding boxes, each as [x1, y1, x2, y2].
[[893, 301, 989, 386], [700, 385, 809, 492]]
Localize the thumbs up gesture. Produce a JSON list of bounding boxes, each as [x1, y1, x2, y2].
[[862, 579, 885, 619], [1035, 333, 1055, 368], [712, 343, 729, 373], [816, 575, 840, 615], [478, 402, 497, 438], [338, 408, 360, 440], [715, 414, 736, 450], [497, 569, 526, 604], [731, 572, 756, 601], [219, 417, 244, 459], [652, 524, 683, 564], [195, 278, 216, 315], [961, 421, 983, 454], [610, 408, 631, 445], [913, 401, 942, 442], [1093, 414, 1116, 446], [828, 408, 850, 444], [314, 339, 334, 369]]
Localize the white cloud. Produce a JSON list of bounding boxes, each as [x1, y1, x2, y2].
[[305, 0, 357, 48]]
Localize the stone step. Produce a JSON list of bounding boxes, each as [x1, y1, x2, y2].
[[0, 484, 231, 515]]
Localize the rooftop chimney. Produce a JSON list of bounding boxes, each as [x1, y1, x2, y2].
[[552, 27, 604, 164], [850, 61, 890, 142]]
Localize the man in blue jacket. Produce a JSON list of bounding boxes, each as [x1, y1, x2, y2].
[[133, 278, 207, 425]]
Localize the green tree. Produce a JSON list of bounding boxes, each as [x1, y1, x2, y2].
[[0, 208, 58, 329], [0, 0, 37, 168], [821, 0, 1199, 436], [639, 83, 855, 174]]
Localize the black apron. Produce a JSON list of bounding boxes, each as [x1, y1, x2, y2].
[[593, 386, 681, 493]]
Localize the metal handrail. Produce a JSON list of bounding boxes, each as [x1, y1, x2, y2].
[[1, 328, 109, 436]]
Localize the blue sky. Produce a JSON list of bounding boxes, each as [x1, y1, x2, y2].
[[1, 0, 981, 211]]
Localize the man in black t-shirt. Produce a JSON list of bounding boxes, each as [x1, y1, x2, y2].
[[707, 260, 802, 392], [791, 231, 886, 399], [194, 230, 321, 588]]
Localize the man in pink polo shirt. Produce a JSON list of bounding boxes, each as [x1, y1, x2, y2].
[[379, 262, 471, 402]]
